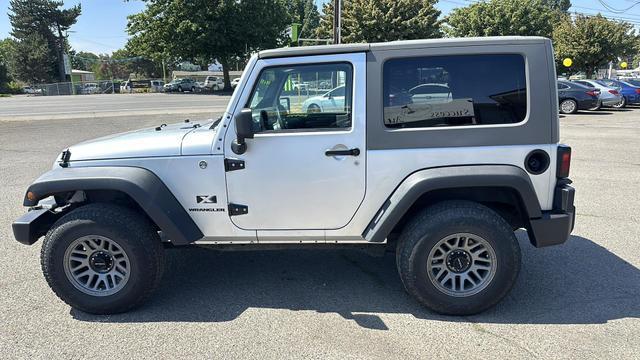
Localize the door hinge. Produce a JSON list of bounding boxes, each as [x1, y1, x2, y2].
[[228, 203, 248, 216], [224, 158, 245, 172]]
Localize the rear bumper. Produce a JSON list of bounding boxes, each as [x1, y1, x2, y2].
[[578, 98, 599, 110], [527, 182, 575, 247], [626, 94, 640, 104], [602, 97, 623, 106]]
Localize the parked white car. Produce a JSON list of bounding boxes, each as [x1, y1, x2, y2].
[[22, 86, 43, 95], [409, 83, 453, 104], [572, 79, 623, 108], [204, 76, 224, 91], [150, 80, 165, 92], [301, 85, 346, 113], [82, 83, 99, 95]]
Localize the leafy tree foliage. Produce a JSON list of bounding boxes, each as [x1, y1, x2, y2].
[[300, 0, 321, 39], [288, 0, 321, 40], [541, 0, 571, 12], [0, 39, 14, 92], [8, 0, 81, 83], [446, 0, 559, 38], [70, 51, 99, 72], [553, 14, 638, 77], [127, 0, 291, 89], [317, 0, 441, 43]]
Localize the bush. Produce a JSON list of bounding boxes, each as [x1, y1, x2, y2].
[[0, 80, 23, 94]]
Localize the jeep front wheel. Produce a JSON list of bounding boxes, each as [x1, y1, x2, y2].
[[396, 201, 521, 315], [41, 203, 165, 314]]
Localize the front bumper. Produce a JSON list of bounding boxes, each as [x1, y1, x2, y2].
[[527, 182, 575, 247], [12, 199, 64, 245]]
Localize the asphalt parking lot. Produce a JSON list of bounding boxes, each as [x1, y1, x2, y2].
[[0, 96, 639, 359]]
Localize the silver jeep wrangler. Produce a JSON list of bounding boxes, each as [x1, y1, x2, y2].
[[13, 37, 575, 315]]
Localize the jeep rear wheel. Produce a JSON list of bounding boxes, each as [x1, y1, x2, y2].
[[41, 203, 165, 314], [396, 201, 521, 315]]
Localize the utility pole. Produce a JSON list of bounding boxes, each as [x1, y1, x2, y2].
[[56, 24, 67, 82], [333, 0, 341, 44]]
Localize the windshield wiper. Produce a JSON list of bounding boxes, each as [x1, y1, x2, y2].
[[210, 116, 223, 129]]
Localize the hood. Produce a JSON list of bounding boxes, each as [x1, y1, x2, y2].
[[65, 121, 212, 162]]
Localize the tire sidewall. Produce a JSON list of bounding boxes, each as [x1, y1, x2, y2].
[[43, 216, 155, 313]]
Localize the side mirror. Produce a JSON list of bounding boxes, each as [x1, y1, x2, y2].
[[279, 97, 291, 112], [232, 108, 254, 155]]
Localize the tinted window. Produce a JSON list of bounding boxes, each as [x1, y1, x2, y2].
[[557, 83, 569, 90], [383, 54, 527, 128], [247, 63, 352, 132], [574, 81, 593, 88], [626, 79, 640, 87]]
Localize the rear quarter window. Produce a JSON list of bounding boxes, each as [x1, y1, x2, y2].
[[383, 54, 527, 129]]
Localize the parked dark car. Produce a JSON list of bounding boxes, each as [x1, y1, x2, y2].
[[557, 80, 599, 114], [596, 79, 640, 107], [163, 78, 197, 92]]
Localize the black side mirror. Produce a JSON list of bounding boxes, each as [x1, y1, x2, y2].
[[232, 108, 254, 155]]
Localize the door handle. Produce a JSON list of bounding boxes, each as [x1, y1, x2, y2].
[[325, 148, 360, 157]]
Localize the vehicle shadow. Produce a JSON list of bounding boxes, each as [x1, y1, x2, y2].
[[71, 234, 639, 329], [576, 111, 613, 115]]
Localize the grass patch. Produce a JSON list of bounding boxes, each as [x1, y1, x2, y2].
[[0, 94, 12, 98]]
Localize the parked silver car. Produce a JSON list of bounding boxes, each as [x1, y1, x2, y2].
[[572, 79, 623, 108]]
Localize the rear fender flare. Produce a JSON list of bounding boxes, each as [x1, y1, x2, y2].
[[363, 165, 542, 243]]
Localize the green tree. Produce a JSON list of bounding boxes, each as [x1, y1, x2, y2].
[[127, 0, 291, 89], [541, 0, 571, 12], [446, 0, 559, 38], [112, 48, 162, 79], [290, 0, 321, 40], [71, 51, 99, 72], [0, 39, 14, 92], [553, 14, 638, 77], [8, 0, 81, 83], [9, 32, 52, 84], [317, 0, 441, 43]]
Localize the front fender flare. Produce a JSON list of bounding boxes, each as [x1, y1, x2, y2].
[[23, 166, 203, 245], [363, 165, 542, 243]]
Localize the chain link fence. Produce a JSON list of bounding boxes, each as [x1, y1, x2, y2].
[[30, 80, 122, 96], [29, 80, 164, 96]]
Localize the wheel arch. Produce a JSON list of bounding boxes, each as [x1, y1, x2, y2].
[[23, 166, 203, 245], [362, 165, 542, 245]]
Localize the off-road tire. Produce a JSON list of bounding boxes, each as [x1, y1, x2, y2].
[[41, 203, 165, 314], [396, 201, 521, 315]]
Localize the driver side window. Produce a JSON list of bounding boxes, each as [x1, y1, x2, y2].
[[246, 63, 353, 133]]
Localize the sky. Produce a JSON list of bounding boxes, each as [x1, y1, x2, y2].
[[1, 0, 639, 54]]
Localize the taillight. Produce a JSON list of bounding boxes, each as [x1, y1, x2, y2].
[[608, 89, 619, 95], [586, 90, 598, 97], [557, 145, 571, 178], [635, 88, 640, 94]]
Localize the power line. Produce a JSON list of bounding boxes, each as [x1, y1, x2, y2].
[[439, 0, 640, 25], [596, 0, 640, 14]]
